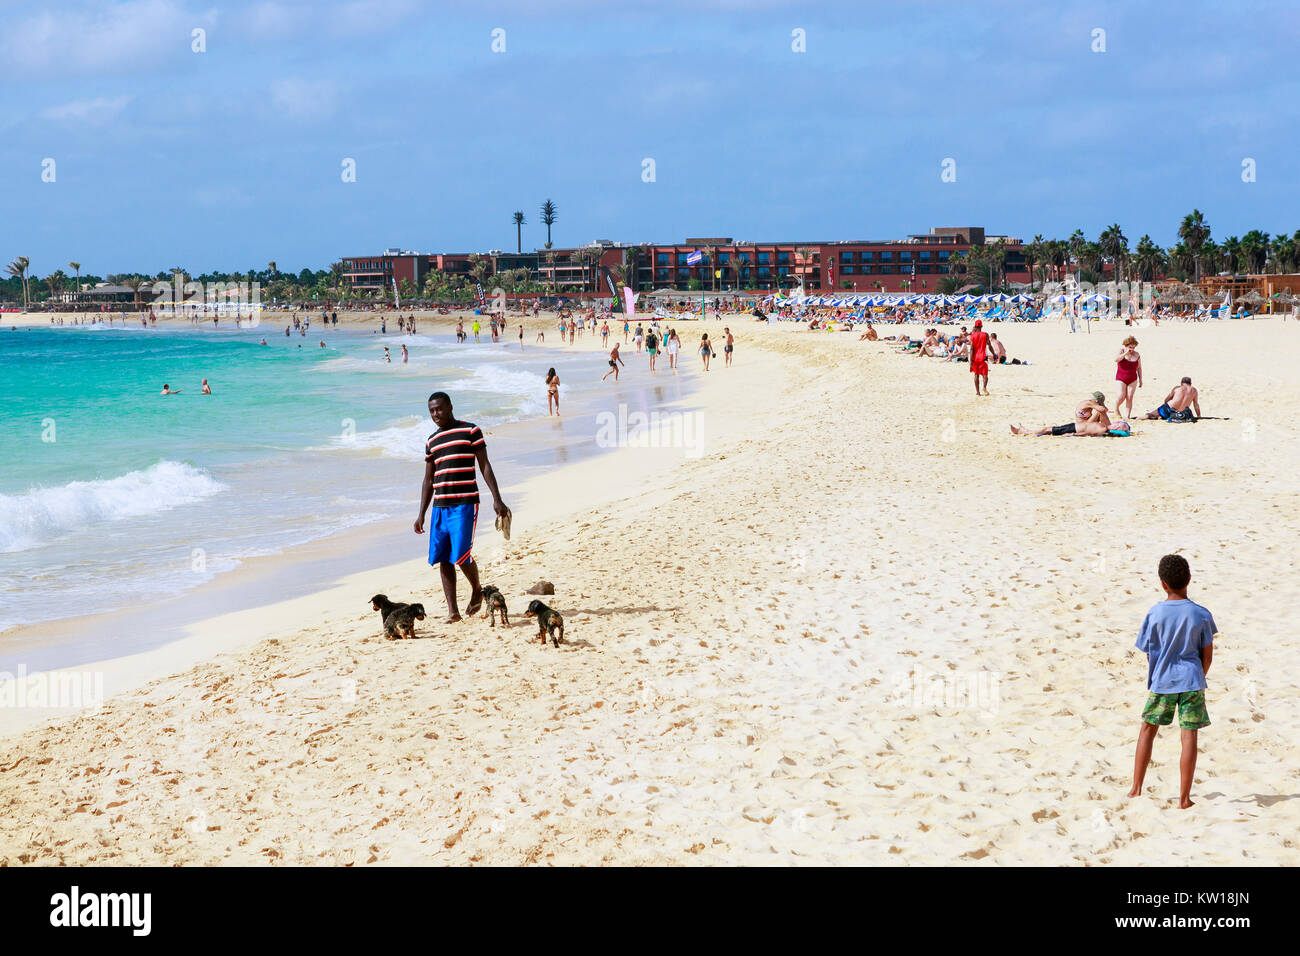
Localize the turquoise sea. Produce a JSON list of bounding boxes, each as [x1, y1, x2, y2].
[[0, 321, 674, 637]]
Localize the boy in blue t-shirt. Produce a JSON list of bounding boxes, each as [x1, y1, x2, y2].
[[1128, 554, 1217, 809]]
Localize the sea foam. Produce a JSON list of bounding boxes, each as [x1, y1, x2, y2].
[[0, 461, 226, 553]]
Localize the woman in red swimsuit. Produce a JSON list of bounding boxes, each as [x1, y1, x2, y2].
[[1114, 335, 1142, 420]]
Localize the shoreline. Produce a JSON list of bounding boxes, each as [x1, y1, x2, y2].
[[2, 319, 1298, 865], [0, 323, 709, 692]]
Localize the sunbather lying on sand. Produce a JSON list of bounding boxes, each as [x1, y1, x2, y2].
[[1010, 392, 1131, 436]]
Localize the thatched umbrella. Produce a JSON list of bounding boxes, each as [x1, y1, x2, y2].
[[1240, 289, 1265, 305], [1182, 289, 1209, 305]]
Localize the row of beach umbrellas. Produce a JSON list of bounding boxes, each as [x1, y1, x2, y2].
[[774, 292, 1036, 308]]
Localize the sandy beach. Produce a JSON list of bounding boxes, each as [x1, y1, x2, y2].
[[2, 315, 1298, 865]]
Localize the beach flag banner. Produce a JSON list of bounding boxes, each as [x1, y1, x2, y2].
[[622, 286, 636, 316], [602, 269, 620, 310], [685, 249, 703, 266], [475, 281, 486, 306]]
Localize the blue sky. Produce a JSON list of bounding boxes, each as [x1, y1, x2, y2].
[[3, 0, 1299, 277]]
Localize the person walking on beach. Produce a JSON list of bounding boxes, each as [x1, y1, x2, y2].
[[723, 327, 735, 367], [633, 323, 644, 353], [700, 333, 714, 371], [969, 319, 990, 395], [602, 342, 625, 381], [646, 328, 659, 373], [401, 343, 409, 364], [456, 319, 465, 343], [546, 367, 561, 415], [1128, 554, 1216, 809], [1115, 336, 1142, 421], [623, 319, 630, 344], [601, 321, 610, 347], [415, 392, 511, 623], [472, 320, 481, 342], [666, 328, 680, 369], [518, 325, 525, 350]]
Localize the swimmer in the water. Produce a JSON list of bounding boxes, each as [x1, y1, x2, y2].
[[201, 379, 212, 395], [161, 384, 182, 395]]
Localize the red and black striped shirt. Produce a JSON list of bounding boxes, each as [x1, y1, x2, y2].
[[425, 421, 485, 506]]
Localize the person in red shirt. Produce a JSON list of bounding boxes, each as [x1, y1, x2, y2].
[[969, 319, 990, 396]]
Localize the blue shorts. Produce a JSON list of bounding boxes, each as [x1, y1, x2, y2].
[[428, 502, 478, 566]]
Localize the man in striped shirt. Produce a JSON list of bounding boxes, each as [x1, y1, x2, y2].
[[415, 392, 511, 622]]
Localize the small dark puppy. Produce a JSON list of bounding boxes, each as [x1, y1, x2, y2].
[[524, 600, 563, 647], [384, 603, 426, 640], [371, 594, 411, 636], [481, 585, 509, 627]]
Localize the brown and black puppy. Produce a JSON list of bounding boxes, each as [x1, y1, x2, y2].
[[524, 600, 563, 647], [384, 603, 426, 640], [370, 594, 411, 636], [481, 585, 509, 627]]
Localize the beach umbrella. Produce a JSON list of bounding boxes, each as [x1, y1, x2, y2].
[[1240, 289, 1265, 304]]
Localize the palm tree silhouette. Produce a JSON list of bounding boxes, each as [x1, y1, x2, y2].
[[1178, 210, 1210, 282], [540, 199, 557, 249], [6, 257, 31, 310], [68, 261, 82, 294], [512, 211, 526, 253]]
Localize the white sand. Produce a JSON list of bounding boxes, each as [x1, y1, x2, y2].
[[1, 316, 1297, 865]]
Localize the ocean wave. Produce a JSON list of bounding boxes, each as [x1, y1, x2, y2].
[[0, 461, 226, 553], [324, 417, 429, 460]]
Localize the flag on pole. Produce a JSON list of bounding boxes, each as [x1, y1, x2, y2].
[[685, 249, 703, 266], [475, 281, 486, 306]]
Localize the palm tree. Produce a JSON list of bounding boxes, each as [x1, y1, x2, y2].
[[730, 251, 748, 291], [1168, 242, 1194, 281], [512, 211, 526, 253], [1220, 236, 1241, 275], [539, 199, 557, 249], [468, 254, 492, 290], [68, 261, 82, 294], [122, 275, 146, 309], [568, 247, 589, 293], [1024, 235, 1043, 291], [1098, 224, 1128, 285], [6, 257, 31, 310], [42, 271, 62, 304], [1178, 210, 1210, 282], [1068, 229, 1086, 278], [1048, 239, 1069, 283], [1240, 229, 1270, 273], [623, 245, 643, 293], [1132, 235, 1166, 282], [267, 260, 277, 277]]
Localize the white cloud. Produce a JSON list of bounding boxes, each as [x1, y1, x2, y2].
[[270, 77, 338, 120], [0, 1, 218, 75], [40, 95, 134, 124]]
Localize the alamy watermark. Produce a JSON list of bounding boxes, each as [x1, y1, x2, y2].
[[595, 405, 705, 458], [0, 665, 104, 710], [888, 665, 1000, 717]]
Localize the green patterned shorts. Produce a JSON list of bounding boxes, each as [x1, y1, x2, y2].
[[1142, 690, 1210, 730]]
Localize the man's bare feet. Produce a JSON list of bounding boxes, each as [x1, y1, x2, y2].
[[1127, 786, 1141, 798], [444, 613, 461, 624], [1179, 797, 1195, 809]]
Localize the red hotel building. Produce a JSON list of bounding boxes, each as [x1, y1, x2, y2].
[[340, 227, 1029, 296]]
